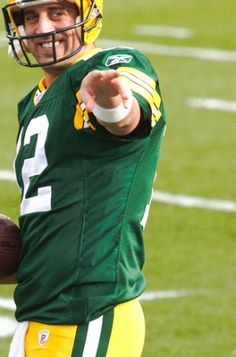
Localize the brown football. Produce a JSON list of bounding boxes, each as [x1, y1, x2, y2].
[[0, 214, 21, 280]]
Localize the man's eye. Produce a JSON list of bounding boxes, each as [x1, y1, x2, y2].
[[49, 9, 65, 19], [24, 12, 38, 23]]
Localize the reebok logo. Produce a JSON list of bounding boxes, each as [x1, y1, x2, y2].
[[105, 54, 133, 66]]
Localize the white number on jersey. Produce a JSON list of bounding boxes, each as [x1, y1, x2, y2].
[[17, 115, 52, 215]]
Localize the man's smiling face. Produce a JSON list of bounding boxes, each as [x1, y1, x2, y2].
[[22, 1, 81, 67]]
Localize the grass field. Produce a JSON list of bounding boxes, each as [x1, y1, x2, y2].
[[1, 0, 236, 356]]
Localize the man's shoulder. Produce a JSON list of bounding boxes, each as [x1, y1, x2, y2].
[[64, 46, 155, 94], [93, 47, 150, 69], [69, 46, 150, 73]]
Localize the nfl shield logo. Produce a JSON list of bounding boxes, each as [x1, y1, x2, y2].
[[38, 329, 50, 346]]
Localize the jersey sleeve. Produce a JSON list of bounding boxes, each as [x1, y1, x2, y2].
[[94, 48, 166, 129], [69, 47, 166, 136]]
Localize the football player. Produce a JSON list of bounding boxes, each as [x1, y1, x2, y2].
[[1, 0, 167, 356]]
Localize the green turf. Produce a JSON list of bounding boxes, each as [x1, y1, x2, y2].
[[0, 0, 236, 356]]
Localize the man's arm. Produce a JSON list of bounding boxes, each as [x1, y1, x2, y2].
[[80, 69, 141, 136]]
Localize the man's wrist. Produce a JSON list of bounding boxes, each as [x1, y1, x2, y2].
[[93, 98, 133, 123]]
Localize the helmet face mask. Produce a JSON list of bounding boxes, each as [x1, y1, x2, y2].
[[2, 0, 103, 67]]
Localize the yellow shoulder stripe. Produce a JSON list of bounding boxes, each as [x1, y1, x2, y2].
[[118, 67, 162, 127]]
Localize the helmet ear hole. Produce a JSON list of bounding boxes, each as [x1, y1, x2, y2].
[[12, 9, 24, 26]]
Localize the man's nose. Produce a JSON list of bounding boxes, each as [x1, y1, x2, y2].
[[36, 13, 55, 33]]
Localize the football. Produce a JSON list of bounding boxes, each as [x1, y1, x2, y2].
[[0, 214, 21, 280]]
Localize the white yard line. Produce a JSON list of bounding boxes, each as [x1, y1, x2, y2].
[[0, 297, 16, 311], [133, 25, 194, 39], [1, 32, 236, 62], [0, 316, 17, 337], [1, 170, 235, 212], [153, 191, 236, 213], [98, 39, 236, 63], [0, 170, 16, 182], [141, 289, 209, 301], [187, 97, 236, 113]]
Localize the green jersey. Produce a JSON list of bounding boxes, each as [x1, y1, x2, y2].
[[14, 47, 166, 325]]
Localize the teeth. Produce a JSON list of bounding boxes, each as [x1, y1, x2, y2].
[[42, 42, 53, 48], [42, 41, 59, 48]]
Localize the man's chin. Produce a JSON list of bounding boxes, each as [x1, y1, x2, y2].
[[36, 53, 77, 70], [35, 57, 71, 71]]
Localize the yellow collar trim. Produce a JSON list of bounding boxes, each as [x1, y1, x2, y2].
[[73, 47, 102, 63]]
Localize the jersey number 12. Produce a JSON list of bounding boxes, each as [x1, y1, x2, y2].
[[17, 115, 52, 216]]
